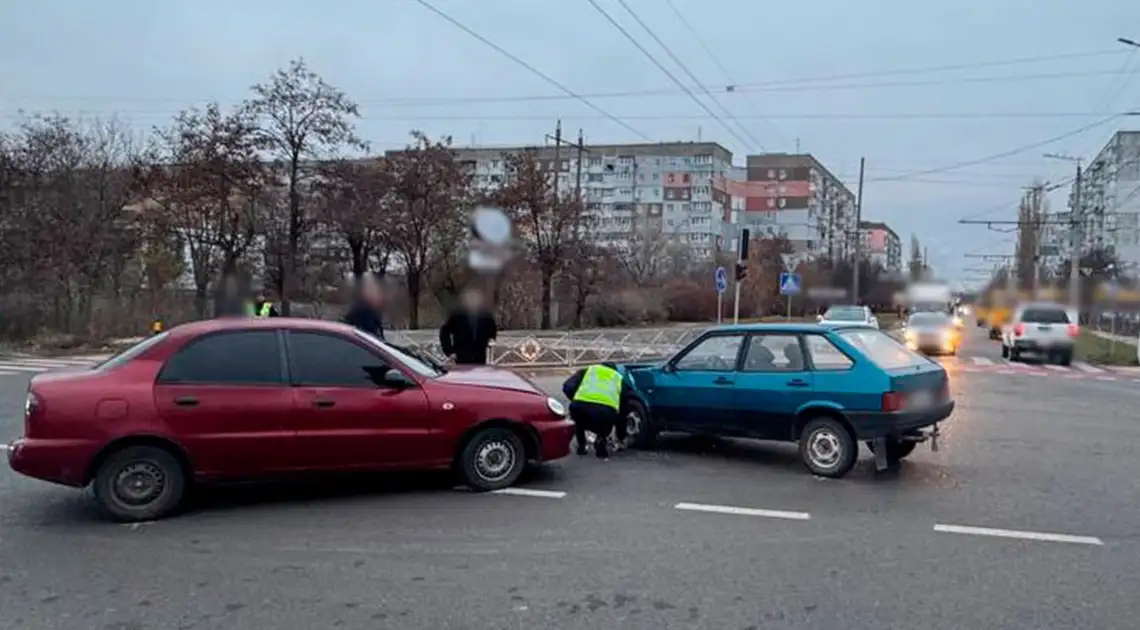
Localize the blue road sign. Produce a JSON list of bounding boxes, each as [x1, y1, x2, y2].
[[715, 266, 728, 294], [779, 272, 802, 296]]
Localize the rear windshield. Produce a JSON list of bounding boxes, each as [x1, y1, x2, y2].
[[93, 332, 170, 371], [838, 328, 929, 370], [1020, 308, 1069, 324], [824, 307, 865, 321]]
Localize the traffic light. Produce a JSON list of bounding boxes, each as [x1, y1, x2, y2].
[[735, 262, 748, 281]]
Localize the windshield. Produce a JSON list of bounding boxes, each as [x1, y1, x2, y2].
[[93, 332, 170, 371], [839, 328, 929, 370], [354, 332, 442, 378], [1020, 308, 1069, 324], [908, 313, 950, 327], [823, 307, 865, 321]]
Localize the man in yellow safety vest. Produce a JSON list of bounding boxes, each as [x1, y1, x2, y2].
[[562, 362, 626, 460], [246, 289, 279, 318]]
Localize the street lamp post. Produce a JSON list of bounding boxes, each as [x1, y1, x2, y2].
[[1043, 153, 1084, 308]]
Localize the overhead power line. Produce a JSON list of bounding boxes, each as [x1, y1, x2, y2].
[[581, 0, 754, 151], [407, 0, 651, 141]]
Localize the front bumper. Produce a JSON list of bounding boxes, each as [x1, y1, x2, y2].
[[1012, 339, 1075, 353], [532, 420, 575, 461], [846, 400, 955, 440]]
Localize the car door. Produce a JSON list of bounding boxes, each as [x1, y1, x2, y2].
[[801, 333, 859, 411], [651, 332, 745, 433], [731, 333, 815, 440], [152, 329, 296, 478], [285, 330, 435, 470]]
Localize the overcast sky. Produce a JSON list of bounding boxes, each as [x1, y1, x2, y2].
[[4, 0, 1140, 287]]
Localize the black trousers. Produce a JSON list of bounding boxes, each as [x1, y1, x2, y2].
[[569, 401, 619, 458]]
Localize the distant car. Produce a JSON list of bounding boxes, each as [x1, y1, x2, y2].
[[619, 324, 954, 478], [1000, 302, 1078, 365], [903, 312, 960, 355], [818, 305, 879, 329], [7, 318, 574, 522]]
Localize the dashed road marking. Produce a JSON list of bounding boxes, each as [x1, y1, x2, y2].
[[933, 523, 1103, 546], [0, 444, 9, 452], [491, 488, 567, 499], [971, 357, 995, 366], [1074, 362, 1105, 374], [674, 502, 811, 521], [1042, 364, 1069, 372], [1095, 376, 1118, 381]]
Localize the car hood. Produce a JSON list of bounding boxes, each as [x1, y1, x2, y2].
[[433, 367, 544, 395]]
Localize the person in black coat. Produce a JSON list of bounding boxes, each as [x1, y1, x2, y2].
[[343, 273, 386, 340], [214, 273, 249, 318], [439, 287, 497, 365]]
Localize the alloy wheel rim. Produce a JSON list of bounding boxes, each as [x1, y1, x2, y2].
[[807, 429, 843, 469]]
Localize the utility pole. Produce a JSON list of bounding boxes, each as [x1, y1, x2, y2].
[[852, 157, 865, 303], [822, 183, 833, 261], [573, 128, 584, 204], [552, 119, 562, 199], [1069, 163, 1083, 308]]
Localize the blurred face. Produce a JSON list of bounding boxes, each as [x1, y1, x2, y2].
[[362, 279, 384, 307], [460, 288, 483, 311]]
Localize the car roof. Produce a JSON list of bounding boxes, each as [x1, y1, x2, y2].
[[711, 322, 850, 334], [163, 317, 361, 340]]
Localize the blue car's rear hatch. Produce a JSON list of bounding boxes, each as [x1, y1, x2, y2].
[[885, 362, 948, 406]]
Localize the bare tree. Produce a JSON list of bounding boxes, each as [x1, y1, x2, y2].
[[316, 158, 391, 284], [491, 151, 585, 329], [614, 221, 687, 287], [247, 58, 365, 314], [386, 132, 468, 328]]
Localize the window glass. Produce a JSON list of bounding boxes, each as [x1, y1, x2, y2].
[[290, 332, 391, 387], [1020, 308, 1069, 324], [354, 331, 441, 378], [908, 313, 950, 327], [837, 328, 927, 370], [742, 335, 806, 372], [157, 331, 282, 385], [804, 335, 855, 370], [823, 306, 866, 321], [95, 331, 170, 372], [674, 334, 743, 371]]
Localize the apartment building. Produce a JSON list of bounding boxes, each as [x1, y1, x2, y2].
[[439, 141, 734, 259], [715, 153, 858, 261], [858, 221, 903, 273], [1060, 130, 1140, 272]]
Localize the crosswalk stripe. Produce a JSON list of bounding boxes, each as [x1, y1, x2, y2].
[[0, 371, 21, 376], [1073, 362, 1104, 374], [4, 359, 89, 367], [0, 364, 50, 372], [971, 357, 995, 366], [1042, 364, 1070, 372]]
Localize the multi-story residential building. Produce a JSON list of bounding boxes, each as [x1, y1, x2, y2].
[[437, 141, 735, 260], [857, 221, 903, 273], [1062, 130, 1140, 273], [714, 153, 857, 261]]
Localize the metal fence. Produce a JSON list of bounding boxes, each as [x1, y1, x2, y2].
[[388, 326, 706, 367]]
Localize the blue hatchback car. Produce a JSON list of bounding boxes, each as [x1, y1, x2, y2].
[[618, 323, 955, 478]]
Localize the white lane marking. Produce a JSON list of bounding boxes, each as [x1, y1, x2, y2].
[[1095, 376, 1117, 381], [674, 502, 811, 521], [1073, 362, 1104, 373], [971, 357, 995, 366], [0, 371, 20, 376], [0, 364, 49, 373], [2, 359, 89, 367], [491, 488, 566, 499], [933, 524, 1103, 546], [1042, 364, 1070, 372], [0, 444, 9, 452]]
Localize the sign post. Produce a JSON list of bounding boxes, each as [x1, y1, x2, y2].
[[779, 272, 802, 320], [715, 266, 727, 325], [734, 229, 750, 324]]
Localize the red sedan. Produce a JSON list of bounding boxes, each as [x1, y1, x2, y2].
[[7, 318, 574, 522]]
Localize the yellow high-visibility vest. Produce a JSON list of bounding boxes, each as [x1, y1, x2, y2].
[[572, 365, 623, 411]]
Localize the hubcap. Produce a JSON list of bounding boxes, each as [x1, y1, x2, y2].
[[625, 410, 642, 441], [475, 440, 516, 482], [113, 462, 166, 505], [807, 428, 843, 469]]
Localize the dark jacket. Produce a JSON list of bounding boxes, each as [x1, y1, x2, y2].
[[214, 293, 248, 318], [439, 310, 497, 365], [344, 301, 384, 340]]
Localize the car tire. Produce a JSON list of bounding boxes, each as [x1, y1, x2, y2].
[[1001, 344, 1009, 359], [1009, 348, 1021, 362], [91, 445, 187, 523], [623, 399, 657, 450], [798, 417, 857, 479], [1059, 351, 1073, 367], [866, 438, 917, 461], [459, 427, 527, 492]]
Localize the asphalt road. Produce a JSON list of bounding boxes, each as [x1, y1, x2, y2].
[[2, 326, 1139, 629]]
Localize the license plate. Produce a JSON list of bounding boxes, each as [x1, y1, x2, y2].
[[1037, 325, 1052, 332], [909, 391, 934, 408]]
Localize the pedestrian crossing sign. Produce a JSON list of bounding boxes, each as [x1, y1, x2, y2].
[[779, 272, 801, 296]]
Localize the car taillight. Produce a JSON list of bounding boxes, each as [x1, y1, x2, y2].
[[1013, 323, 1025, 336], [1067, 324, 1079, 337], [881, 391, 905, 412]]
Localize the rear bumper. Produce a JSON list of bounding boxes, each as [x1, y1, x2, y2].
[[846, 400, 955, 440], [6, 437, 97, 488], [1012, 339, 1075, 353], [532, 420, 575, 461]]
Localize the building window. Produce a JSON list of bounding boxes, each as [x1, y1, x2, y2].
[[767, 169, 775, 179]]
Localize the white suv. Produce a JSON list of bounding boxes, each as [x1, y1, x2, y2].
[[819, 305, 879, 329], [1001, 303, 1078, 365]]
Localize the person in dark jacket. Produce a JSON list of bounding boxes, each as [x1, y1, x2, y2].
[[214, 273, 250, 318], [343, 273, 386, 340], [251, 288, 280, 318], [439, 286, 497, 365]]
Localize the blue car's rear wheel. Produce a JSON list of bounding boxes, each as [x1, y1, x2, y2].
[[799, 417, 857, 478]]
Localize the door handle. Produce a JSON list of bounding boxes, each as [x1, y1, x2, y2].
[[713, 377, 733, 385], [785, 379, 809, 388], [312, 399, 335, 408], [173, 396, 198, 407]]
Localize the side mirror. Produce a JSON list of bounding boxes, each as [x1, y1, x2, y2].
[[661, 362, 675, 374], [382, 368, 415, 388]]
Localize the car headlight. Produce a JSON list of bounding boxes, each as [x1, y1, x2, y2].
[[546, 397, 567, 417]]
